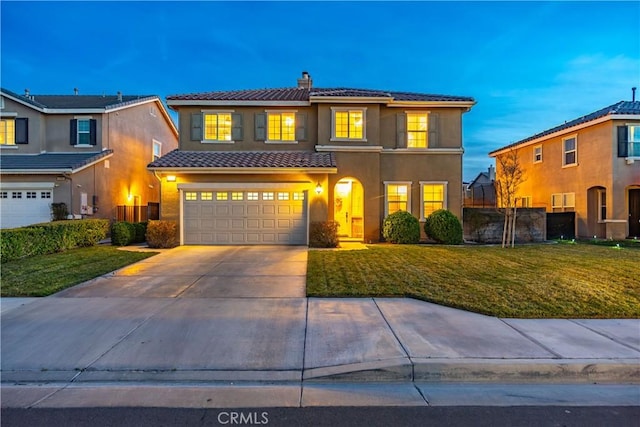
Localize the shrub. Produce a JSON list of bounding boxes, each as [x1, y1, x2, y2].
[[146, 220, 178, 248], [50, 203, 68, 221], [111, 221, 134, 246], [382, 210, 420, 244], [309, 221, 340, 248], [1, 219, 109, 263], [133, 222, 148, 243], [424, 209, 463, 244]]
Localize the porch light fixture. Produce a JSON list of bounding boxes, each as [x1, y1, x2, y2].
[[166, 175, 176, 182], [315, 183, 323, 195]]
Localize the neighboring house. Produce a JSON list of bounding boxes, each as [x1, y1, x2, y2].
[[0, 88, 178, 229], [464, 165, 496, 207], [149, 72, 475, 245], [489, 99, 640, 240]]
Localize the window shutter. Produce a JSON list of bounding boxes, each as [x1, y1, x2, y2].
[[617, 126, 628, 157], [190, 113, 202, 141], [428, 113, 439, 148], [89, 119, 97, 145], [231, 113, 243, 141], [396, 113, 406, 148], [295, 113, 307, 141], [70, 119, 77, 145], [15, 118, 28, 144], [255, 113, 266, 141]]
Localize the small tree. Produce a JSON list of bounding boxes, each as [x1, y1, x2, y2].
[[494, 148, 525, 248], [50, 203, 68, 221]]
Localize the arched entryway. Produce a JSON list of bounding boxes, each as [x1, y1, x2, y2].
[[334, 178, 364, 239]]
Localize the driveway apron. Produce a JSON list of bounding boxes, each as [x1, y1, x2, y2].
[[2, 246, 309, 382]]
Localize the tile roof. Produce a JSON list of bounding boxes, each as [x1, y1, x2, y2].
[[166, 87, 474, 103], [491, 101, 640, 154], [1, 88, 158, 110], [148, 150, 336, 169], [0, 151, 113, 172]]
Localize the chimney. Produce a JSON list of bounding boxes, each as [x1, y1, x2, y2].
[[633, 87, 637, 102], [297, 71, 312, 89], [117, 91, 122, 102], [488, 165, 496, 181], [74, 88, 79, 95], [24, 89, 30, 97]]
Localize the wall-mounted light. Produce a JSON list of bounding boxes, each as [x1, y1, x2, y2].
[[315, 183, 323, 195], [166, 175, 176, 182], [127, 194, 133, 202]]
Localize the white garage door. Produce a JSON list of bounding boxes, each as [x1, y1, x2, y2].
[[183, 189, 307, 245], [0, 186, 53, 229]]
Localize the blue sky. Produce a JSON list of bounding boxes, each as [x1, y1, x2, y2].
[[2, 1, 638, 181]]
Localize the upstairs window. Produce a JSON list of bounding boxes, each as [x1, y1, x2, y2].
[[563, 136, 577, 166], [407, 113, 428, 148], [153, 140, 162, 161], [268, 112, 296, 141], [204, 113, 232, 141], [533, 145, 542, 163], [618, 125, 640, 158], [332, 108, 365, 140], [70, 118, 97, 146], [0, 119, 15, 145]]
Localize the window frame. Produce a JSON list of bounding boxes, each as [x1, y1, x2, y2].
[[202, 111, 234, 143], [562, 135, 577, 167], [383, 181, 412, 217], [406, 112, 429, 149], [597, 189, 606, 222], [266, 111, 296, 143], [533, 145, 542, 163], [0, 118, 15, 145], [331, 107, 367, 141], [628, 125, 640, 158], [551, 192, 575, 212], [76, 118, 91, 146], [152, 139, 162, 161], [419, 181, 447, 221]]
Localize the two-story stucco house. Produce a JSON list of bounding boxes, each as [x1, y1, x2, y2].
[[148, 72, 475, 245], [489, 100, 640, 240], [0, 88, 178, 228]]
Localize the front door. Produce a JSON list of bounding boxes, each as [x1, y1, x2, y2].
[[334, 178, 363, 239], [629, 189, 640, 238]]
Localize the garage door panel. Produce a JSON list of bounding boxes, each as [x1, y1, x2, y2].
[[183, 189, 307, 245]]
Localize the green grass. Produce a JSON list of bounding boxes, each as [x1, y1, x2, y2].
[[1, 246, 158, 297], [307, 243, 640, 319]]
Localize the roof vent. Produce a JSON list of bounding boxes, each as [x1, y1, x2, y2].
[[297, 71, 312, 89], [24, 89, 30, 97], [74, 88, 79, 95], [117, 91, 122, 102], [633, 87, 637, 102]]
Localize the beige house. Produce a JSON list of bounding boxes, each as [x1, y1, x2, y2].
[[489, 100, 640, 240], [149, 72, 475, 245], [0, 88, 178, 228]]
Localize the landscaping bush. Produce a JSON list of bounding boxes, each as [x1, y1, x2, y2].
[[111, 221, 134, 246], [50, 202, 69, 221], [146, 220, 178, 248], [133, 222, 148, 243], [309, 221, 340, 248], [1, 219, 109, 263], [382, 210, 420, 244], [424, 209, 463, 244]]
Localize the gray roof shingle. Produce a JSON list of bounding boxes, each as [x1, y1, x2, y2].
[[1, 88, 158, 110], [148, 150, 336, 169], [491, 101, 640, 154], [167, 87, 474, 103], [0, 151, 113, 172]]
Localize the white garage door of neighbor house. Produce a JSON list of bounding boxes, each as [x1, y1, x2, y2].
[[0, 187, 53, 229], [183, 189, 307, 245]]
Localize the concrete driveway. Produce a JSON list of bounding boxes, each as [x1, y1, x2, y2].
[[55, 245, 307, 298]]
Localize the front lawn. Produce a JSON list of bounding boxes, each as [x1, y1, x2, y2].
[[1, 246, 158, 297], [307, 243, 640, 318]]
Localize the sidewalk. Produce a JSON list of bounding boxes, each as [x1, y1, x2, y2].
[[1, 246, 638, 408]]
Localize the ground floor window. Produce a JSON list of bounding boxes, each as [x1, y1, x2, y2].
[[384, 182, 411, 217], [420, 182, 447, 220], [551, 192, 575, 212]]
